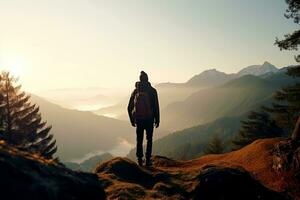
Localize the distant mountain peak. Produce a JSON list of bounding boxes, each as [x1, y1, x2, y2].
[[237, 62, 278, 77], [200, 68, 225, 75], [203, 68, 217, 72], [261, 61, 277, 69], [186, 68, 234, 87], [262, 61, 272, 65]]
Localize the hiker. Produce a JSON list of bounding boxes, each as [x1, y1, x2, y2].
[[127, 71, 160, 166]]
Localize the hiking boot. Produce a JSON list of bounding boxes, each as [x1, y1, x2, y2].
[[138, 158, 143, 166], [146, 158, 152, 167]]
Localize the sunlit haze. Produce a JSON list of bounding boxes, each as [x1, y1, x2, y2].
[[0, 0, 298, 92]]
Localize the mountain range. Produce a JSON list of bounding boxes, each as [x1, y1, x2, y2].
[[159, 63, 297, 131], [128, 65, 299, 160], [157, 61, 278, 88], [30, 62, 297, 162], [162, 75, 276, 130], [95, 61, 281, 122]]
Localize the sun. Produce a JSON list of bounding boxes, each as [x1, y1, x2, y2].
[[1, 58, 25, 78], [9, 65, 23, 77]]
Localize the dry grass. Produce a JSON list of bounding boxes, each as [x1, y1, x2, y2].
[[97, 138, 298, 199]]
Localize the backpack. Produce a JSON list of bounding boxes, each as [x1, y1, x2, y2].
[[132, 91, 153, 120]]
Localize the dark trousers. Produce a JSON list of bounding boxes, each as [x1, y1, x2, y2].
[[136, 119, 154, 160]]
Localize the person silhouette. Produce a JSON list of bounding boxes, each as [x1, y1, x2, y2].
[[127, 71, 160, 166]]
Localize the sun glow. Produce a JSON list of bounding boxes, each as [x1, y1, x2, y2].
[[9, 65, 23, 77], [0, 58, 25, 78]]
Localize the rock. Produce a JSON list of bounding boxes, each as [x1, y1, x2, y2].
[[95, 157, 155, 188], [0, 142, 106, 200], [193, 166, 288, 200], [96, 157, 188, 199]]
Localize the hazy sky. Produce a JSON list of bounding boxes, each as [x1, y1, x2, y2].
[[0, 0, 298, 91]]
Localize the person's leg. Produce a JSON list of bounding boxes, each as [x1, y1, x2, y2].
[[145, 120, 154, 166], [136, 122, 144, 166]]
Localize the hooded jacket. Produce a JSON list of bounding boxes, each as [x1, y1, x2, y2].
[[127, 81, 160, 124]]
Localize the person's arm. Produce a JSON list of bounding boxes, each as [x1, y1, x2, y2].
[[127, 90, 136, 126], [153, 90, 160, 128]]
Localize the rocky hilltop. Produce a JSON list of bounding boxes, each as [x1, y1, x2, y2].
[[96, 138, 299, 200]]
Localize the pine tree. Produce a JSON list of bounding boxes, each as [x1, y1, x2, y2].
[[275, 0, 300, 60], [232, 111, 284, 150], [273, 0, 300, 140], [264, 82, 300, 135], [204, 135, 224, 155], [0, 71, 57, 159]]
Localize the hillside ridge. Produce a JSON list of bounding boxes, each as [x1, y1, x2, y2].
[[0, 141, 106, 200], [97, 138, 299, 200]]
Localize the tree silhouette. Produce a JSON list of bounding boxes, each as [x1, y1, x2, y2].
[[204, 135, 224, 154], [263, 81, 300, 135], [0, 72, 57, 159], [273, 0, 300, 140], [275, 0, 300, 61], [232, 111, 284, 150]]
